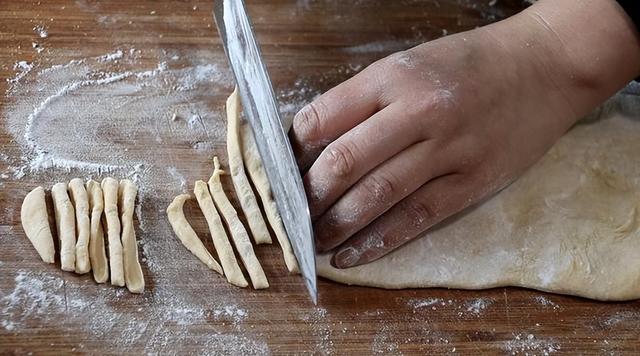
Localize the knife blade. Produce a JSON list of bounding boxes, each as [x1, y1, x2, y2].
[[213, 0, 318, 304]]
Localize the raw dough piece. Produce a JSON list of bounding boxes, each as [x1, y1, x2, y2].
[[68, 178, 91, 274], [86, 180, 109, 284], [240, 121, 299, 273], [318, 113, 640, 301], [119, 179, 145, 294], [51, 182, 76, 271], [194, 180, 248, 287], [20, 186, 55, 263], [208, 157, 269, 289], [225, 87, 272, 244], [167, 194, 223, 274], [101, 178, 124, 286]]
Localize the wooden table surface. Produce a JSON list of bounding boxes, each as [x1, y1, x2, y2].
[[1, 0, 639, 354]]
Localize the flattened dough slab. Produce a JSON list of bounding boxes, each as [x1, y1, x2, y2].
[[318, 114, 640, 301]]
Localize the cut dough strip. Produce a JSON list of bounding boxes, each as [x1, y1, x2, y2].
[[68, 178, 91, 274], [225, 87, 272, 245], [240, 121, 299, 273], [20, 186, 55, 264], [167, 194, 223, 274], [86, 180, 109, 284], [51, 182, 76, 272], [102, 177, 125, 286], [194, 180, 248, 287], [208, 156, 269, 289], [119, 179, 145, 294]]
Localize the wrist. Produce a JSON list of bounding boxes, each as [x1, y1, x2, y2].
[[486, 0, 640, 121]]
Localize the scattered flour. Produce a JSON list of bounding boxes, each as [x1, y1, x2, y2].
[[372, 324, 403, 355], [602, 311, 640, 327], [408, 298, 450, 311], [301, 307, 333, 355], [6, 61, 34, 89], [464, 298, 493, 315], [5, 49, 230, 179], [0, 270, 265, 354], [503, 333, 560, 355], [167, 167, 188, 193], [408, 297, 494, 317], [33, 25, 48, 38], [97, 49, 124, 62], [533, 296, 561, 310]]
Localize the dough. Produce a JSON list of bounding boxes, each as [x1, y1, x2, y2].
[[119, 179, 145, 294], [68, 178, 91, 274], [318, 114, 640, 301], [208, 157, 269, 289], [194, 180, 248, 287], [240, 121, 299, 273], [225, 87, 272, 244], [20, 186, 55, 263], [167, 194, 223, 274], [86, 180, 109, 283], [101, 177, 124, 286], [51, 182, 76, 272]]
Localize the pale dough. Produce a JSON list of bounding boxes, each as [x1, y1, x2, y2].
[[208, 156, 269, 289], [51, 182, 76, 272], [68, 178, 91, 274], [318, 113, 640, 301], [194, 180, 248, 287], [102, 177, 125, 286], [225, 87, 272, 245], [119, 179, 145, 294], [240, 120, 299, 273], [167, 194, 224, 274], [86, 180, 109, 284], [20, 186, 55, 263]]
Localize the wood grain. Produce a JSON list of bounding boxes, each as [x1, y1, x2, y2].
[[1, 0, 639, 354]]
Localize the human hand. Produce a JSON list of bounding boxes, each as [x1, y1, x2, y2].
[[291, 0, 640, 268]]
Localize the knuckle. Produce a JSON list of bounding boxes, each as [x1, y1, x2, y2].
[[359, 223, 388, 252], [360, 173, 396, 206], [293, 101, 327, 143], [326, 141, 358, 178], [402, 197, 438, 229]]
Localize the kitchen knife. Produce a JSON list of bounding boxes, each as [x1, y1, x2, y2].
[[213, 0, 318, 304]]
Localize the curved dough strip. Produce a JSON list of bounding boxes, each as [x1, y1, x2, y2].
[[194, 180, 248, 287], [119, 179, 145, 294], [102, 178, 124, 286], [86, 180, 109, 283], [167, 194, 223, 274], [68, 178, 91, 274], [240, 121, 299, 273], [226, 87, 272, 244], [51, 182, 76, 271], [20, 186, 55, 263], [208, 157, 269, 289]]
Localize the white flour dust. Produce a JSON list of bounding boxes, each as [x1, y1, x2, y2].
[[532, 296, 561, 310], [503, 333, 560, 355], [0, 269, 266, 354], [6, 49, 228, 181], [407, 297, 493, 316]]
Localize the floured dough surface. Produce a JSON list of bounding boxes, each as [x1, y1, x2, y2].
[[318, 114, 640, 301]]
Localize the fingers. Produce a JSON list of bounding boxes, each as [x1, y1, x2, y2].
[[290, 66, 384, 171], [331, 173, 480, 269], [304, 103, 427, 220], [314, 139, 453, 252]]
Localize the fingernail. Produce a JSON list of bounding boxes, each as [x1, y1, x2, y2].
[[332, 247, 360, 269]]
